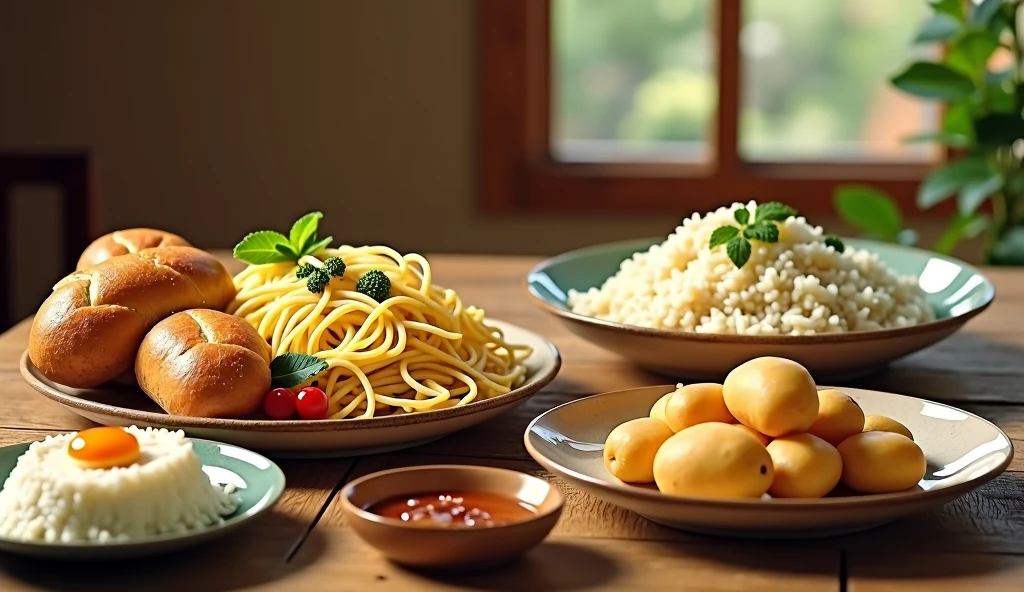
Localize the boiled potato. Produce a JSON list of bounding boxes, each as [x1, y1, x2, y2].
[[723, 357, 819, 438], [663, 383, 735, 432], [838, 432, 926, 494], [863, 415, 914, 441], [736, 424, 771, 446], [650, 392, 673, 424], [806, 389, 865, 446], [604, 418, 674, 483], [653, 423, 774, 499], [766, 433, 842, 498]]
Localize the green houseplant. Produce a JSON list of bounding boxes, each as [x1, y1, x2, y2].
[[835, 0, 1024, 265]]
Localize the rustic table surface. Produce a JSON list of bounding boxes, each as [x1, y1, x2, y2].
[[0, 253, 1023, 591]]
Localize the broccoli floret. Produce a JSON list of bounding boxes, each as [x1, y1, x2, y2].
[[306, 269, 331, 293], [322, 256, 346, 277], [356, 270, 391, 303], [296, 263, 317, 279], [824, 235, 846, 253]]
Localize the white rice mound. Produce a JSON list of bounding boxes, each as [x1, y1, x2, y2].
[[568, 202, 934, 335], [0, 427, 240, 543]]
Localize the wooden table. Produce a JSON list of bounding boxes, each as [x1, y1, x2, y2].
[[1, 255, 1024, 591]]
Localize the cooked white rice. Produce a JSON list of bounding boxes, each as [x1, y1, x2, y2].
[[0, 427, 239, 543], [568, 202, 934, 335]]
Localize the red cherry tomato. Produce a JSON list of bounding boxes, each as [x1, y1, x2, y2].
[[263, 388, 296, 420], [296, 386, 329, 420]]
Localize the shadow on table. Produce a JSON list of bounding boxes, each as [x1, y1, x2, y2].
[[392, 542, 617, 591], [0, 513, 328, 592]]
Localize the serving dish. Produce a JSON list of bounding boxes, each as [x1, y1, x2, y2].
[[21, 320, 560, 458], [341, 465, 564, 568], [0, 437, 285, 559], [525, 385, 1012, 539], [526, 237, 995, 381]]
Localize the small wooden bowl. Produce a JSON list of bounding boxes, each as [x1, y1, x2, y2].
[[341, 465, 564, 568]]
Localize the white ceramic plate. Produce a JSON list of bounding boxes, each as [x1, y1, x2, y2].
[[22, 320, 560, 459], [525, 385, 1013, 539], [0, 438, 284, 559]]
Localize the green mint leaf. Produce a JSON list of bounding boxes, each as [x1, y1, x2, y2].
[[734, 208, 750, 225], [743, 222, 780, 243], [754, 202, 797, 224], [233, 231, 293, 264], [302, 236, 333, 257], [725, 236, 752, 269], [709, 226, 740, 249], [824, 235, 846, 253], [270, 353, 329, 389], [289, 212, 323, 255], [275, 243, 299, 259]]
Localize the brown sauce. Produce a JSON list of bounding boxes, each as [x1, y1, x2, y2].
[[366, 490, 538, 528]]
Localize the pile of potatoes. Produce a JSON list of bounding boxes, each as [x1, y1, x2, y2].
[[603, 356, 927, 499]]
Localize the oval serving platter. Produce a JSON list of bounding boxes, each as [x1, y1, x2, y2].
[[526, 237, 995, 381], [525, 385, 1013, 539], [22, 320, 560, 458], [0, 437, 284, 559]]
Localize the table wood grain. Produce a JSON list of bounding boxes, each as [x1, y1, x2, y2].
[[0, 252, 1022, 591]]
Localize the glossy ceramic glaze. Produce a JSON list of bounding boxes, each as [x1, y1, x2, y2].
[[525, 385, 1012, 539], [341, 465, 564, 568], [20, 320, 560, 458], [527, 237, 995, 381], [0, 437, 285, 559]]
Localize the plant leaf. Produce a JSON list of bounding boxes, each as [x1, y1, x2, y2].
[[834, 185, 903, 241], [945, 30, 1000, 76], [734, 208, 750, 225], [901, 131, 971, 148], [897, 229, 920, 246], [974, 112, 1024, 147], [270, 353, 329, 389], [302, 236, 333, 257], [725, 236, 752, 269], [233, 231, 293, 264], [709, 226, 740, 249], [958, 173, 1003, 215], [918, 158, 992, 209], [754, 202, 797, 223], [743, 222, 780, 243], [891, 62, 975, 101], [289, 212, 323, 255], [971, 0, 1003, 25], [934, 212, 990, 255], [989, 227, 1024, 266], [274, 242, 299, 259], [914, 14, 961, 43], [930, 0, 965, 22], [943, 102, 975, 143]]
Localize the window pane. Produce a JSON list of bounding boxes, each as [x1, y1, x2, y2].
[[740, 0, 938, 162], [552, 0, 715, 163]]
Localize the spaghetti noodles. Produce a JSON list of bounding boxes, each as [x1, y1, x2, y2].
[[228, 246, 532, 419]]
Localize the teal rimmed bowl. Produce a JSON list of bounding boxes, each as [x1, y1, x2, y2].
[[526, 237, 995, 381], [0, 436, 285, 559]]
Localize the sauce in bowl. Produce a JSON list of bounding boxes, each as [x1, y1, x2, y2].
[[366, 491, 538, 529]]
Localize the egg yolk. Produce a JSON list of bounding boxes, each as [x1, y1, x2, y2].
[[67, 427, 141, 469]]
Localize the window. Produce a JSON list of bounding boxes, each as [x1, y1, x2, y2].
[[479, 0, 945, 214]]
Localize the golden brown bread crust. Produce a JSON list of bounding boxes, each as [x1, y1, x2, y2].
[[29, 246, 236, 387], [77, 229, 190, 270], [136, 309, 272, 418]]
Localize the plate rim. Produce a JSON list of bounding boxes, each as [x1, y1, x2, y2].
[[525, 236, 996, 345], [524, 384, 1014, 510], [0, 437, 285, 550], [20, 319, 561, 433]]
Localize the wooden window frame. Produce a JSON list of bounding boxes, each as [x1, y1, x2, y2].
[[478, 0, 947, 215]]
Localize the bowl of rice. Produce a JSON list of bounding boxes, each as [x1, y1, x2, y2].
[[0, 427, 285, 559], [526, 202, 994, 381]]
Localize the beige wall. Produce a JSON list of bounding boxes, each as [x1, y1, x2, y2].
[[0, 1, 967, 320]]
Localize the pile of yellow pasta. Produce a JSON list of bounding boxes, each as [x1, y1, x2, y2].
[[228, 246, 532, 419]]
